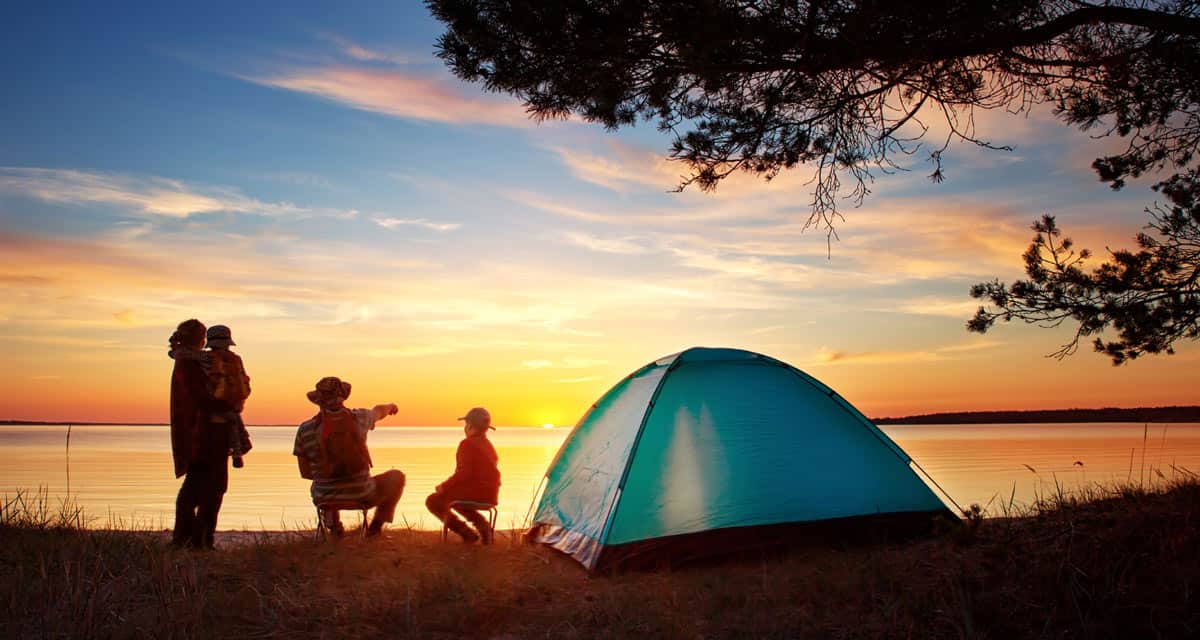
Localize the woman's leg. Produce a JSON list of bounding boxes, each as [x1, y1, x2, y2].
[[172, 471, 200, 547], [193, 459, 229, 549]]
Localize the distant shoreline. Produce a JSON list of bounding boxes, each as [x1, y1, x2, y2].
[[6, 405, 1200, 426], [873, 405, 1200, 425]]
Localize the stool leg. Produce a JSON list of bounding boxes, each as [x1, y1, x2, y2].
[[316, 506, 353, 540]]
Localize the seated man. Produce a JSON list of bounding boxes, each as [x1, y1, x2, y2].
[[293, 376, 405, 537], [426, 406, 501, 544]]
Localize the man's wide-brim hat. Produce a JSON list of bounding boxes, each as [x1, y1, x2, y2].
[[307, 376, 351, 405]]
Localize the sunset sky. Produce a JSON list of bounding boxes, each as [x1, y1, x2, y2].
[[2, 2, 1196, 426]]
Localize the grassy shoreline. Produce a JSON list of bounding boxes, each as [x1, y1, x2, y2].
[[3, 480, 1198, 639]]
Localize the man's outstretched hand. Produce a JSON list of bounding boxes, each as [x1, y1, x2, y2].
[[372, 403, 400, 421]]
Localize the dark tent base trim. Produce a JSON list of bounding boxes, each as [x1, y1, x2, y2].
[[529, 509, 959, 573]]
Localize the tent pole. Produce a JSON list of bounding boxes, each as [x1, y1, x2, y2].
[[911, 459, 965, 515], [521, 474, 549, 532]]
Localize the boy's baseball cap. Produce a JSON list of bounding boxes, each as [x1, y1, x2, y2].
[[457, 407, 495, 429]]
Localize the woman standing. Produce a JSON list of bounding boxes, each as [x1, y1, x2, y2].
[[168, 319, 234, 549]]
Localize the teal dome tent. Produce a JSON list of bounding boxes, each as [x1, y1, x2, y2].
[[527, 347, 955, 571]]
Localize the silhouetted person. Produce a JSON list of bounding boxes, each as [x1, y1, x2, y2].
[[426, 407, 501, 544], [293, 376, 405, 537], [168, 319, 235, 549]]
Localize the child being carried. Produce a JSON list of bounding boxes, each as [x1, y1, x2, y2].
[[203, 325, 253, 468]]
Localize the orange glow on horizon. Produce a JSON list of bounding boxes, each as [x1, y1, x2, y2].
[[3, 330, 1196, 426]]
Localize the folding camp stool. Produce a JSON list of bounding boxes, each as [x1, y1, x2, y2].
[[315, 500, 369, 540], [440, 500, 498, 544]]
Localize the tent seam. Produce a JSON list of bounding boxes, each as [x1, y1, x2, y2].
[[595, 355, 681, 556]]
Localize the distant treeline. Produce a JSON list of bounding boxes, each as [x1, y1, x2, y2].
[[874, 406, 1200, 425]]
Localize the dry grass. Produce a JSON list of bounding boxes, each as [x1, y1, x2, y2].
[[2, 479, 1198, 639]]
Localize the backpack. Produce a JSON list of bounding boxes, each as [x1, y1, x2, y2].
[[318, 409, 372, 478]]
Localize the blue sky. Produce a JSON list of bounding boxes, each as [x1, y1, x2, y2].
[[1, 2, 1194, 424]]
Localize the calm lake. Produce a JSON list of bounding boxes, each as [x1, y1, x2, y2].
[[2, 423, 1198, 531]]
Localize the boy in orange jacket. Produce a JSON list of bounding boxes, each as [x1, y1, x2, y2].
[[426, 407, 501, 543]]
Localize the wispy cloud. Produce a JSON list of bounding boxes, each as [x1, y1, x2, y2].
[[0, 221, 804, 344], [937, 340, 1004, 353], [881, 296, 989, 319], [666, 245, 819, 287], [0, 227, 434, 333], [560, 231, 650, 254], [112, 310, 138, 325], [358, 334, 604, 361], [545, 137, 844, 201], [503, 188, 763, 227], [242, 66, 532, 128], [0, 167, 307, 218], [554, 376, 601, 384], [815, 348, 942, 365], [317, 33, 414, 66], [362, 344, 462, 358], [410, 298, 588, 333], [547, 143, 684, 193], [249, 170, 336, 189], [0, 334, 127, 349], [533, 181, 1039, 290], [521, 357, 608, 370], [749, 325, 791, 335], [814, 339, 1002, 365], [373, 217, 462, 232]]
